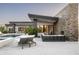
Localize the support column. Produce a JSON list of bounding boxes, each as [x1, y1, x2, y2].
[[12, 23, 16, 33], [33, 19, 37, 28], [33, 19, 37, 37]]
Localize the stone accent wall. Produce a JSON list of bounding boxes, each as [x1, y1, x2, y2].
[[55, 3, 78, 41]]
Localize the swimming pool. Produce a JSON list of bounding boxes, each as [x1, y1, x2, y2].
[[0, 33, 21, 47], [0, 33, 21, 40], [0, 34, 20, 37]]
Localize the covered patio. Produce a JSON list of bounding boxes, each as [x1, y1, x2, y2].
[[28, 14, 59, 35]]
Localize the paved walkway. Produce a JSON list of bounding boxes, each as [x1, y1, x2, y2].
[[0, 38, 79, 55]]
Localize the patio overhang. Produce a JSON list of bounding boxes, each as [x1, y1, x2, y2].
[[5, 21, 35, 33], [5, 21, 34, 26], [28, 14, 59, 34], [28, 13, 59, 23]]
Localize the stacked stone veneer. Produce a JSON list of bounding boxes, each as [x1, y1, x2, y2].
[[55, 3, 78, 41]]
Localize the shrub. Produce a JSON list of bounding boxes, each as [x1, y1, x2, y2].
[[24, 26, 39, 37], [0, 26, 8, 33]]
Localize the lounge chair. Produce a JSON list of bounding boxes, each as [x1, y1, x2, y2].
[[18, 38, 36, 49]]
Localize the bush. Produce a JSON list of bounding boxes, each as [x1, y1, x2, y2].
[[2, 30, 8, 33], [33, 28, 38, 37], [24, 26, 39, 37], [0, 26, 8, 33], [0, 26, 4, 32]]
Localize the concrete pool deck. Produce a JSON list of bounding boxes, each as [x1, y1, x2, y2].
[[0, 38, 79, 55]]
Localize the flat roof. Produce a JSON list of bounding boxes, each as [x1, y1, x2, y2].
[[5, 21, 34, 26], [28, 13, 58, 20], [28, 13, 58, 22], [9, 21, 33, 23]]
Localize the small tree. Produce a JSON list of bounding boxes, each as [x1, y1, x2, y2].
[[0, 26, 4, 32], [24, 26, 34, 35], [0, 26, 8, 33], [33, 27, 38, 37], [24, 26, 39, 37]]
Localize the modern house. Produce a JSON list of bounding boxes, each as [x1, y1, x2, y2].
[[5, 14, 58, 34], [5, 21, 35, 33], [5, 3, 78, 41]]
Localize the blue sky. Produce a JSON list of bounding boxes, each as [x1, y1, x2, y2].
[[0, 3, 67, 24]]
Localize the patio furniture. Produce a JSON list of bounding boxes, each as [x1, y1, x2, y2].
[[41, 34, 66, 42], [18, 35, 36, 49]]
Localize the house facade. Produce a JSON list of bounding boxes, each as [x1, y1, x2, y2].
[[55, 3, 78, 41], [28, 14, 58, 34], [5, 14, 58, 34], [5, 21, 35, 33], [5, 3, 78, 41]]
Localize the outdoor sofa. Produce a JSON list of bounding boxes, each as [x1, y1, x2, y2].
[[41, 33, 66, 42]]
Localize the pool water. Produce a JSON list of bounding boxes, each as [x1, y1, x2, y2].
[[0, 35, 20, 37], [0, 34, 20, 40]]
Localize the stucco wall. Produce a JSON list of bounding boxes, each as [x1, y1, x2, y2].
[[55, 3, 78, 41]]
